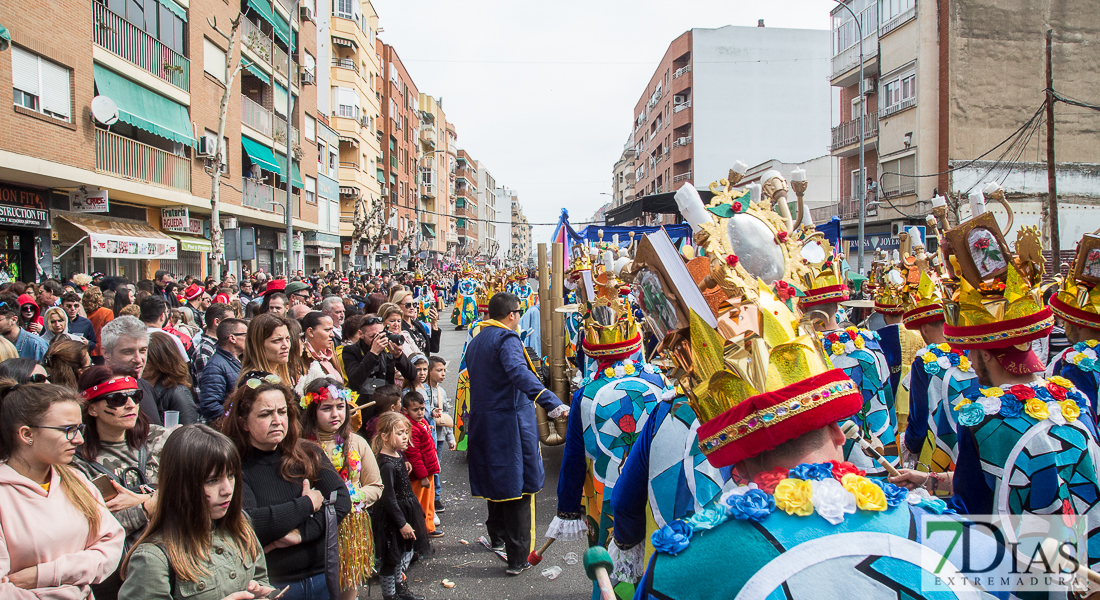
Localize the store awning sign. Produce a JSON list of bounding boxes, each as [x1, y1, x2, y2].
[[0, 182, 49, 228], [188, 218, 204, 236], [69, 188, 108, 213], [61, 214, 178, 259], [161, 207, 190, 233]]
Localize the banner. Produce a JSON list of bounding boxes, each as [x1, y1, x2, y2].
[[70, 189, 109, 213], [89, 233, 177, 259]]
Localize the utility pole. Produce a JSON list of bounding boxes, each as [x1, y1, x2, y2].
[[1045, 29, 1060, 271]]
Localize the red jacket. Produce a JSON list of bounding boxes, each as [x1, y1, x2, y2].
[[405, 416, 439, 480]]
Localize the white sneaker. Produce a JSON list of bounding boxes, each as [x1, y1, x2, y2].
[[433, 515, 441, 527]]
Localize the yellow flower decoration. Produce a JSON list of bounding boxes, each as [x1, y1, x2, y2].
[[1061, 400, 1081, 422], [853, 336, 865, 349], [624, 364, 636, 375], [845, 326, 859, 337], [604, 367, 615, 378], [1024, 398, 1049, 420], [841, 474, 888, 511], [958, 356, 971, 372], [937, 343, 952, 352], [1088, 340, 1099, 348], [953, 398, 972, 411], [922, 352, 937, 364], [980, 387, 1004, 398], [329, 447, 345, 471], [773, 479, 814, 516], [1072, 353, 1085, 365], [1049, 376, 1073, 389], [831, 342, 845, 356]]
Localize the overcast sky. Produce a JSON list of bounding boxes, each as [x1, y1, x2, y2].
[[372, 0, 832, 245]]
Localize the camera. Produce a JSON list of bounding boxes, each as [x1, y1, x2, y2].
[[385, 332, 403, 345]]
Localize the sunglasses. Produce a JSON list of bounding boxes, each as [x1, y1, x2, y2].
[[95, 389, 144, 409], [28, 373, 47, 384], [30, 423, 86, 441], [364, 317, 383, 326], [243, 371, 282, 389]]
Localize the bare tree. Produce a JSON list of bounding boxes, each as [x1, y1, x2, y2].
[[354, 196, 386, 268], [206, 14, 255, 282]]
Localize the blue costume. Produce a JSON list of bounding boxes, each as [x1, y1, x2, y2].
[[1048, 341, 1100, 418], [903, 344, 980, 475]]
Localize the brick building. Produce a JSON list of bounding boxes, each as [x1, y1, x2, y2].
[[418, 93, 450, 267], [377, 39, 420, 269]]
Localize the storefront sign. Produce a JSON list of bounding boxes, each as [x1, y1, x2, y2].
[[277, 232, 287, 251], [342, 241, 353, 255], [188, 218, 205, 236], [0, 182, 49, 228], [69, 189, 109, 213], [318, 247, 335, 258], [293, 234, 304, 251], [161, 207, 190, 233], [90, 233, 177, 259]]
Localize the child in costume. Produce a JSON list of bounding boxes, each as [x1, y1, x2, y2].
[[371, 412, 430, 600]]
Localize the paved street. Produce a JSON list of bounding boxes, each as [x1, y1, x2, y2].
[[366, 321, 593, 599]]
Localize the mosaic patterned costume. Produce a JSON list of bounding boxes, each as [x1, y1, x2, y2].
[[514, 282, 538, 313], [450, 278, 479, 328], [452, 319, 486, 451], [818, 328, 899, 475], [903, 343, 980, 475], [1050, 341, 1100, 418]]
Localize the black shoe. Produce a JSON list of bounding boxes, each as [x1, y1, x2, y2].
[[428, 529, 445, 538], [396, 581, 424, 600], [505, 562, 532, 576], [435, 499, 445, 513]]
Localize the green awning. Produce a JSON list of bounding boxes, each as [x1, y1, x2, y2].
[[274, 82, 288, 116], [274, 155, 303, 189], [246, 0, 275, 28], [245, 62, 270, 85], [159, 0, 187, 22], [273, 9, 290, 47], [93, 66, 195, 147], [0, 24, 10, 51], [421, 223, 436, 238], [171, 234, 212, 253], [242, 136, 281, 175]]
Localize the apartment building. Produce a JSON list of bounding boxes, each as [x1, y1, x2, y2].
[[495, 186, 515, 260], [455, 149, 479, 256], [418, 93, 450, 267], [323, 0, 381, 270], [477, 162, 498, 263], [0, 0, 324, 281], [611, 134, 636, 209], [377, 39, 420, 269], [509, 195, 532, 267], [444, 122, 459, 260], [827, 0, 1100, 260], [629, 25, 832, 206]]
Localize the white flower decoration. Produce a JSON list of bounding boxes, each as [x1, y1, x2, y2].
[[915, 348, 929, 358], [1047, 401, 1066, 425], [844, 341, 857, 354], [936, 356, 952, 371], [811, 478, 857, 525], [614, 365, 626, 378], [977, 396, 1002, 415], [1086, 349, 1098, 360]]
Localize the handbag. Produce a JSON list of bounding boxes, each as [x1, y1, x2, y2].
[[323, 490, 341, 600]]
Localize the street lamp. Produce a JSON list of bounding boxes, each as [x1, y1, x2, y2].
[[832, 0, 867, 275]]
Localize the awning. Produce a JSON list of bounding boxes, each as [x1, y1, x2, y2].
[[171, 234, 212, 253], [422, 223, 437, 238], [0, 24, 10, 51], [59, 214, 178, 259], [93, 66, 195, 147], [338, 135, 358, 147], [604, 189, 716, 226], [241, 136, 281, 174], [244, 62, 270, 85], [159, 0, 187, 22], [274, 82, 288, 116], [273, 152, 303, 188], [273, 9, 290, 47], [246, 0, 275, 28], [332, 35, 356, 48]]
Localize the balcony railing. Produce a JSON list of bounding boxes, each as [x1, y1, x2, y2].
[[673, 101, 691, 113], [242, 19, 273, 65], [881, 97, 916, 118], [830, 111, 878, 151], [242, 96, 273, 137], [243, 178, 275, 210], [332, 57, 358, 73], [272, 115, 297, 145], [831, 5, 878, 79], [672, 171, 693, 183], [95, 128, 190, 192], [92, 2, 190, 91], [880, 4, 917, 36], [673, 136, 692, 148], [273, 44, 289, 81], [673, 65, 691, 79], [274, 0, 297, 19], [339, 161, 360, 171]]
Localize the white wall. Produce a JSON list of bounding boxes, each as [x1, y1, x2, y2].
[[693, 26, 833, 187]]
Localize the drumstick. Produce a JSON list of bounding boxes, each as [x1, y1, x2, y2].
[[348, 401, 376, 415], [527, 538, 555, 566], [840, 421, 901, 477]]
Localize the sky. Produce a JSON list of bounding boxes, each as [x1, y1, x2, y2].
[[372, 0, 832, 246]]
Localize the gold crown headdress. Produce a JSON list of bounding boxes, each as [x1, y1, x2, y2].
[[580, 250, 642, 362], [1050, 232, 1100, 331], [865, 250, 906, 315]]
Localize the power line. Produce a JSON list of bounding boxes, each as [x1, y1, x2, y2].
[[401, 57, 828, 66]]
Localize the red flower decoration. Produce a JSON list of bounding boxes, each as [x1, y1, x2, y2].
[[777, 231, 789, 244], [726, 254, 739, 268], [774, 280, 792, 302], [618, 414, 637, 434], [752, 466, 789, 494], [827, 332, 841, 343], [1009, 385, 1036, 400], [973, 237, 991, 250], [1047, 382, 1068, 401], [828, 460, 866, 481], [733, 201, 743, 212]]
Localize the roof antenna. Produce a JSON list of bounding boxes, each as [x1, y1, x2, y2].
[[758, 19, 765, 27]]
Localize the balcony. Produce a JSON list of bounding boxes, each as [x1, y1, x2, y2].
[[274, 0, 297, 18], [881, 97, 916, 118], [672, 171, 692, 184], [446, 231, 458, 243], [830, 3, 878, 82], [672, 136, 692, 148], [331, 57, 358, 73], [92, 2, 190, 92], [273, 115, 297, 146], [242, 19, 273, 66], [95, 128, 190, 192], [830, 111, 878, 154], [421, 183, 436, 198], [880, 3, 917, 37], [273, 44, 290, 81], [339, 161, 360, 171], [242, 96, 273, 137], [673, 65, 691, 79], [673, 101, 691, 113], [243, 178, 275, 210]]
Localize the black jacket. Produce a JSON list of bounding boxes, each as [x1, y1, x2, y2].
[[343, 337, 415, 395]]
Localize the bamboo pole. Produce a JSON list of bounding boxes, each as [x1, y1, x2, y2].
[[550, 242, 568, 403], [538, 243, 550, 362]]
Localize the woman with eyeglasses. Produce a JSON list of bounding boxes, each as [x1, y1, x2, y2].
[[143, 331, 200, 426], [72, 365, 169, 599], [0, 379, 125, 599], [390, 291, 440, 358], [221, 374, 351, 599], [44, 339, 93, 391], [0, 357, 50, 384], [239, 313, 295, 388]]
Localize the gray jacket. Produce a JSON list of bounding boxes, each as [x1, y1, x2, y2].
[[119, 529, 269, 600]]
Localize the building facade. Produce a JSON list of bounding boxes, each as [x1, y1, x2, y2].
[[1, 0, 324, 281], [509, 194, 532, 267], [455, 149, 479, 257], [477, 161, 498, 263], [377, 39, 420, 269], [417, 94, 449, 267], [611, 135, 636, 210]]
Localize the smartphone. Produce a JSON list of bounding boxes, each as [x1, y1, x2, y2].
[[91, 474, 118, 501]]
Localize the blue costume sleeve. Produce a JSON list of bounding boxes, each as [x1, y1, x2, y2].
[[1061, 363, 1099, 418], [612, 401, 667, 547], [501, 334, 562, 410], [947, 425, 991, 514], [877, 324, 903, 396], [905, 358, 930, 454], [555, 388, 588, 515]]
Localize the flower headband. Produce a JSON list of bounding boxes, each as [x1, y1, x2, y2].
[[300, 384, 359, 410], [81, 377, 139, 401]]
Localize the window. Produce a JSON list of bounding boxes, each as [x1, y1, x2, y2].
[[333, 87, 359, 119], [334, 0, 352, 19], [317, 141, 325, 167], [304, 114, 316, 141], [329, 149, 338, 178], [303, 52, 316, 81], [107, 0, 184, 54], [305, 175, 317, 204], [318, 190, 328, 230], [12, 47, 70, 121], [851, 97, 864, 120], [204, 38, 226, 83], [880, 155, 916, 197], [329, 199, 340, 234], [879, 0, 915, 23], [880, 71, 916, 115]]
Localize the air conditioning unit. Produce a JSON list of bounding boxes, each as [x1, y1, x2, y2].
[[198, 136, 216, 158], [863, 77, 876, 96], [676, 137, 689, 145], [299, 67, 315, 85], [300, 5, 313, 21], [359, 115, 369, 127], [673, 95, 686, 104]]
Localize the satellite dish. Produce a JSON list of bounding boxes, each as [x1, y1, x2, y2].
[[90, 96, 119, 126]]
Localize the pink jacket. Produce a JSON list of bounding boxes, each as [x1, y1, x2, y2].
[[0, 463, 124, 599]]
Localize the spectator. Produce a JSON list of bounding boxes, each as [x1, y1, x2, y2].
[[199, 318, 247, 422], [289, 303, 311, 321], [401, 390, 441, 539], [0, 294, 47, 360], [342, 314, 366, 347], [392, 290, 440, 357], [259, 281, 289, 317], [73, 365, 168, 598], [41, 306, 76, 345], [239, 279, 255, 305], [83, 286, 114, 365], [344, 314, 415, 400], [0, 335, 20, 362], [0, 380, 125, 598], [321, 297, 346, 346], [139, 295, 190, 363], [239, 313, 295, 387], [36, 280, 64, 317], [371, 412, 429, 600], [220, 374, 351, 596], [192, 303, 232, 396], [113, 284, 135, 317], [299, 311, 341, 383], [119, 424, 274, 600], [61, 292, 97, 352], [181, 284, 209, 327], [286, 281, 312, 307], [154, 270, 179, 308], [44, 339, 92, 391], [144, 331, 199, 425], [101, 316, 162, 426], [0, 357, 49, 384], [17, 292, 41, 334]]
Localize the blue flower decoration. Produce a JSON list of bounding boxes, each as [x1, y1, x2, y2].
[[686, 504, 728, 532], [999, 397, 1023, 418], [948, 353, 960, 366], [965, 390, 983, 402], [1035, 386, 1054, 401], [1069, 388, 1089, 409], [1080, 357, 1096, 371], [726, 489, 775, 522], [924, 362, 943, 376], [872, 479, 909, 507], [651, 520, 693, 555], [916, 496, 951, 514], [957, 401, 986, 427], [789, 462, 833, 481]]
